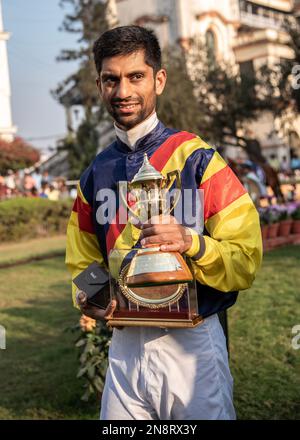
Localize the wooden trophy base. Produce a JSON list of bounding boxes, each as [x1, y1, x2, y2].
[[107, 315, 203, 329]]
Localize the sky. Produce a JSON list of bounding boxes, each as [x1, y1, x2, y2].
[[2, 0, 80, 153]]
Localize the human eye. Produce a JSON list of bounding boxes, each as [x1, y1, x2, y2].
[[103, 76, 118, 86], [131, 73, 144, 81]]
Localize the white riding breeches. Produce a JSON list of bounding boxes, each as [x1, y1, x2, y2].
[[100, 313, 236, 420]]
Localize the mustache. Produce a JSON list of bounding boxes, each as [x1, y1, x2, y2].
[[111, 98, 142, 105]]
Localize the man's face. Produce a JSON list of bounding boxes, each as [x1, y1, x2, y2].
[[96, 50, 166, 130]]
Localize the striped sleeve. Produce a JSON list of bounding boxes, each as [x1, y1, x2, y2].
[[65, 181, 104, 308], [190, 150, 263, 292]]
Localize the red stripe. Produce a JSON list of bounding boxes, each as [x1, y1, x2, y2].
[[150, 131, 196, 170], [200, 165, 247, 221], [106, 131, 196, 253], [72, 196, 95, 234]]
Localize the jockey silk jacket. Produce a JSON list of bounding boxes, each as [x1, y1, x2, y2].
[[66, 122, 263, 318]]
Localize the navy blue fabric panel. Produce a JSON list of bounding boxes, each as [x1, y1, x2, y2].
[[196, 282, 238, 318], [79, 162, 95, 206]]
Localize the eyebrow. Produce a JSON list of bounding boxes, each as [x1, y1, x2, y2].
[[101, 70, 147, 80]]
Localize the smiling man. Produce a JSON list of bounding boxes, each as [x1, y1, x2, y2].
[[66, 26, 262, 420]]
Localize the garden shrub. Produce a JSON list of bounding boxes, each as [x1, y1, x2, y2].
[[0, 197, 73, 242]]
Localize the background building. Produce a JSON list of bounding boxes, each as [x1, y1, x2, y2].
[[116, 0, 300, 162], [0, 0, 16, 142]]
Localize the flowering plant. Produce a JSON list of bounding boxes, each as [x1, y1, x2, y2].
[[291, 205, 300, 220], [66, 315, 112, 401], [258, 204, 296, 225]]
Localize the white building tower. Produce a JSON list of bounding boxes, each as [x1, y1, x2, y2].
[[0, 0, 16, 141]]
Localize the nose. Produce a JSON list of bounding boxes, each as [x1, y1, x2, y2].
[[115, 78, 131, 100]]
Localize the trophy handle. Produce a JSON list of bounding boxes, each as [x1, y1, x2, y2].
[[118, 181, 140, 221], [165, 170, 182, 213]]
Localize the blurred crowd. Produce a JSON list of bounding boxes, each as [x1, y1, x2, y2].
[[0, 168, 77, 201], [228, 153, 300, 206]]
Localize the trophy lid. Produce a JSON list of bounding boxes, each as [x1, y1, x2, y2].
[[131, 153, 164, 183]]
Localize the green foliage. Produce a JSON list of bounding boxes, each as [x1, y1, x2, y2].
[[189, 39, 273, 149], [53, 0, 117, 117], [68, 320, 112, 402], [157, 47, 201, 134], [54, 0, 117, 178], [58, 118, 99, 179], [0, 197, 73, 243], [292, 206, 300, 220]]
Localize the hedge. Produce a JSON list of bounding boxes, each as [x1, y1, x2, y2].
[[0, 198, 73, 243]]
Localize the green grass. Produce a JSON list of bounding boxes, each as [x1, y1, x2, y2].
[[0, 256, 99, 419], [0, 235, 66, 265], [229, 245, 300, 420], [0, 245, 299, 419]]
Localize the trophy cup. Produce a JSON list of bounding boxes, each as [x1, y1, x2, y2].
[[106, 154, 203, 328]]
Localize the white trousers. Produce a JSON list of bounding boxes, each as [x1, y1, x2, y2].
[[100, 314, 236, 420]]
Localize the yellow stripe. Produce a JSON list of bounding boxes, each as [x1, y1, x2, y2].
[[69, 210, 79, 227], [205, 193, 258, 238], [66, 212, 104, 307], [161, 136, 212, 176], [77, 182, 89, 205], [201, 151, 227, 184]]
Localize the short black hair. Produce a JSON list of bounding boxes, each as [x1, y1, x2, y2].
[[93, 26, 162, 75]]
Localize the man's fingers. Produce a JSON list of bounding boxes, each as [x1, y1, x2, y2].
[[76, 291, 87, 307], [141, 232, 181, 247], [160, 243, 181, 252], [104, 299, 117, 320]]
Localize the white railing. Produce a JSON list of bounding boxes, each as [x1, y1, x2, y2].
[[240, 10, 283, 29]]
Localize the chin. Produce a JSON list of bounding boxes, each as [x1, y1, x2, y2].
[[116, 115, 144, 130]]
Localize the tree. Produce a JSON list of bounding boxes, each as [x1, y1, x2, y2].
[[157, 47, 202, 134], [57, 117, 99, 179], [53, 0, 118, 118], [0, 138, 40, 174], [54, 0, 118, 177], [189, 39, 274, 152]]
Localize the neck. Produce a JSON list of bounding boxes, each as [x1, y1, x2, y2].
[[114, 112, 159, 150]]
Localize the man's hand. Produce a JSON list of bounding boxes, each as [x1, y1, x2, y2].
[[76, 291, 117, 321], [140, 215, 193, 253]]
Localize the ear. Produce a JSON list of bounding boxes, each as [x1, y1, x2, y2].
[[155, 69, 167, 96], [96, 77, 103, 96]]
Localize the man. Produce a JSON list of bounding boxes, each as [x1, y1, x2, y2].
[[66, 26, 262, 420]]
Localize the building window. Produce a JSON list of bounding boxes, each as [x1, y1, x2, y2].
[[239, 60, 255, 80], [205, 30, 216, 61]]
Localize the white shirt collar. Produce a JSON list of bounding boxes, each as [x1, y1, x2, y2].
[[114, 112, 159, 150]]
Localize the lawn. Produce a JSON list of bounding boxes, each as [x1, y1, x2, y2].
[[0, 243, 299, 419], [0, 235, 66, 266]]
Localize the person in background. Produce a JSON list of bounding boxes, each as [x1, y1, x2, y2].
[[5, 170, 16, 192], [30, 187, 39, 198], [41, 170, 51, 184], [31, 167, 43, 191], [14, 170, 23, 194], [268, 154, 280, 172], [0, 175, 6, 200], [39, 182, 49, 198], [59, 183, 70, 200], [23, 171, 36, 195], [48, 183, 60, 201]]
